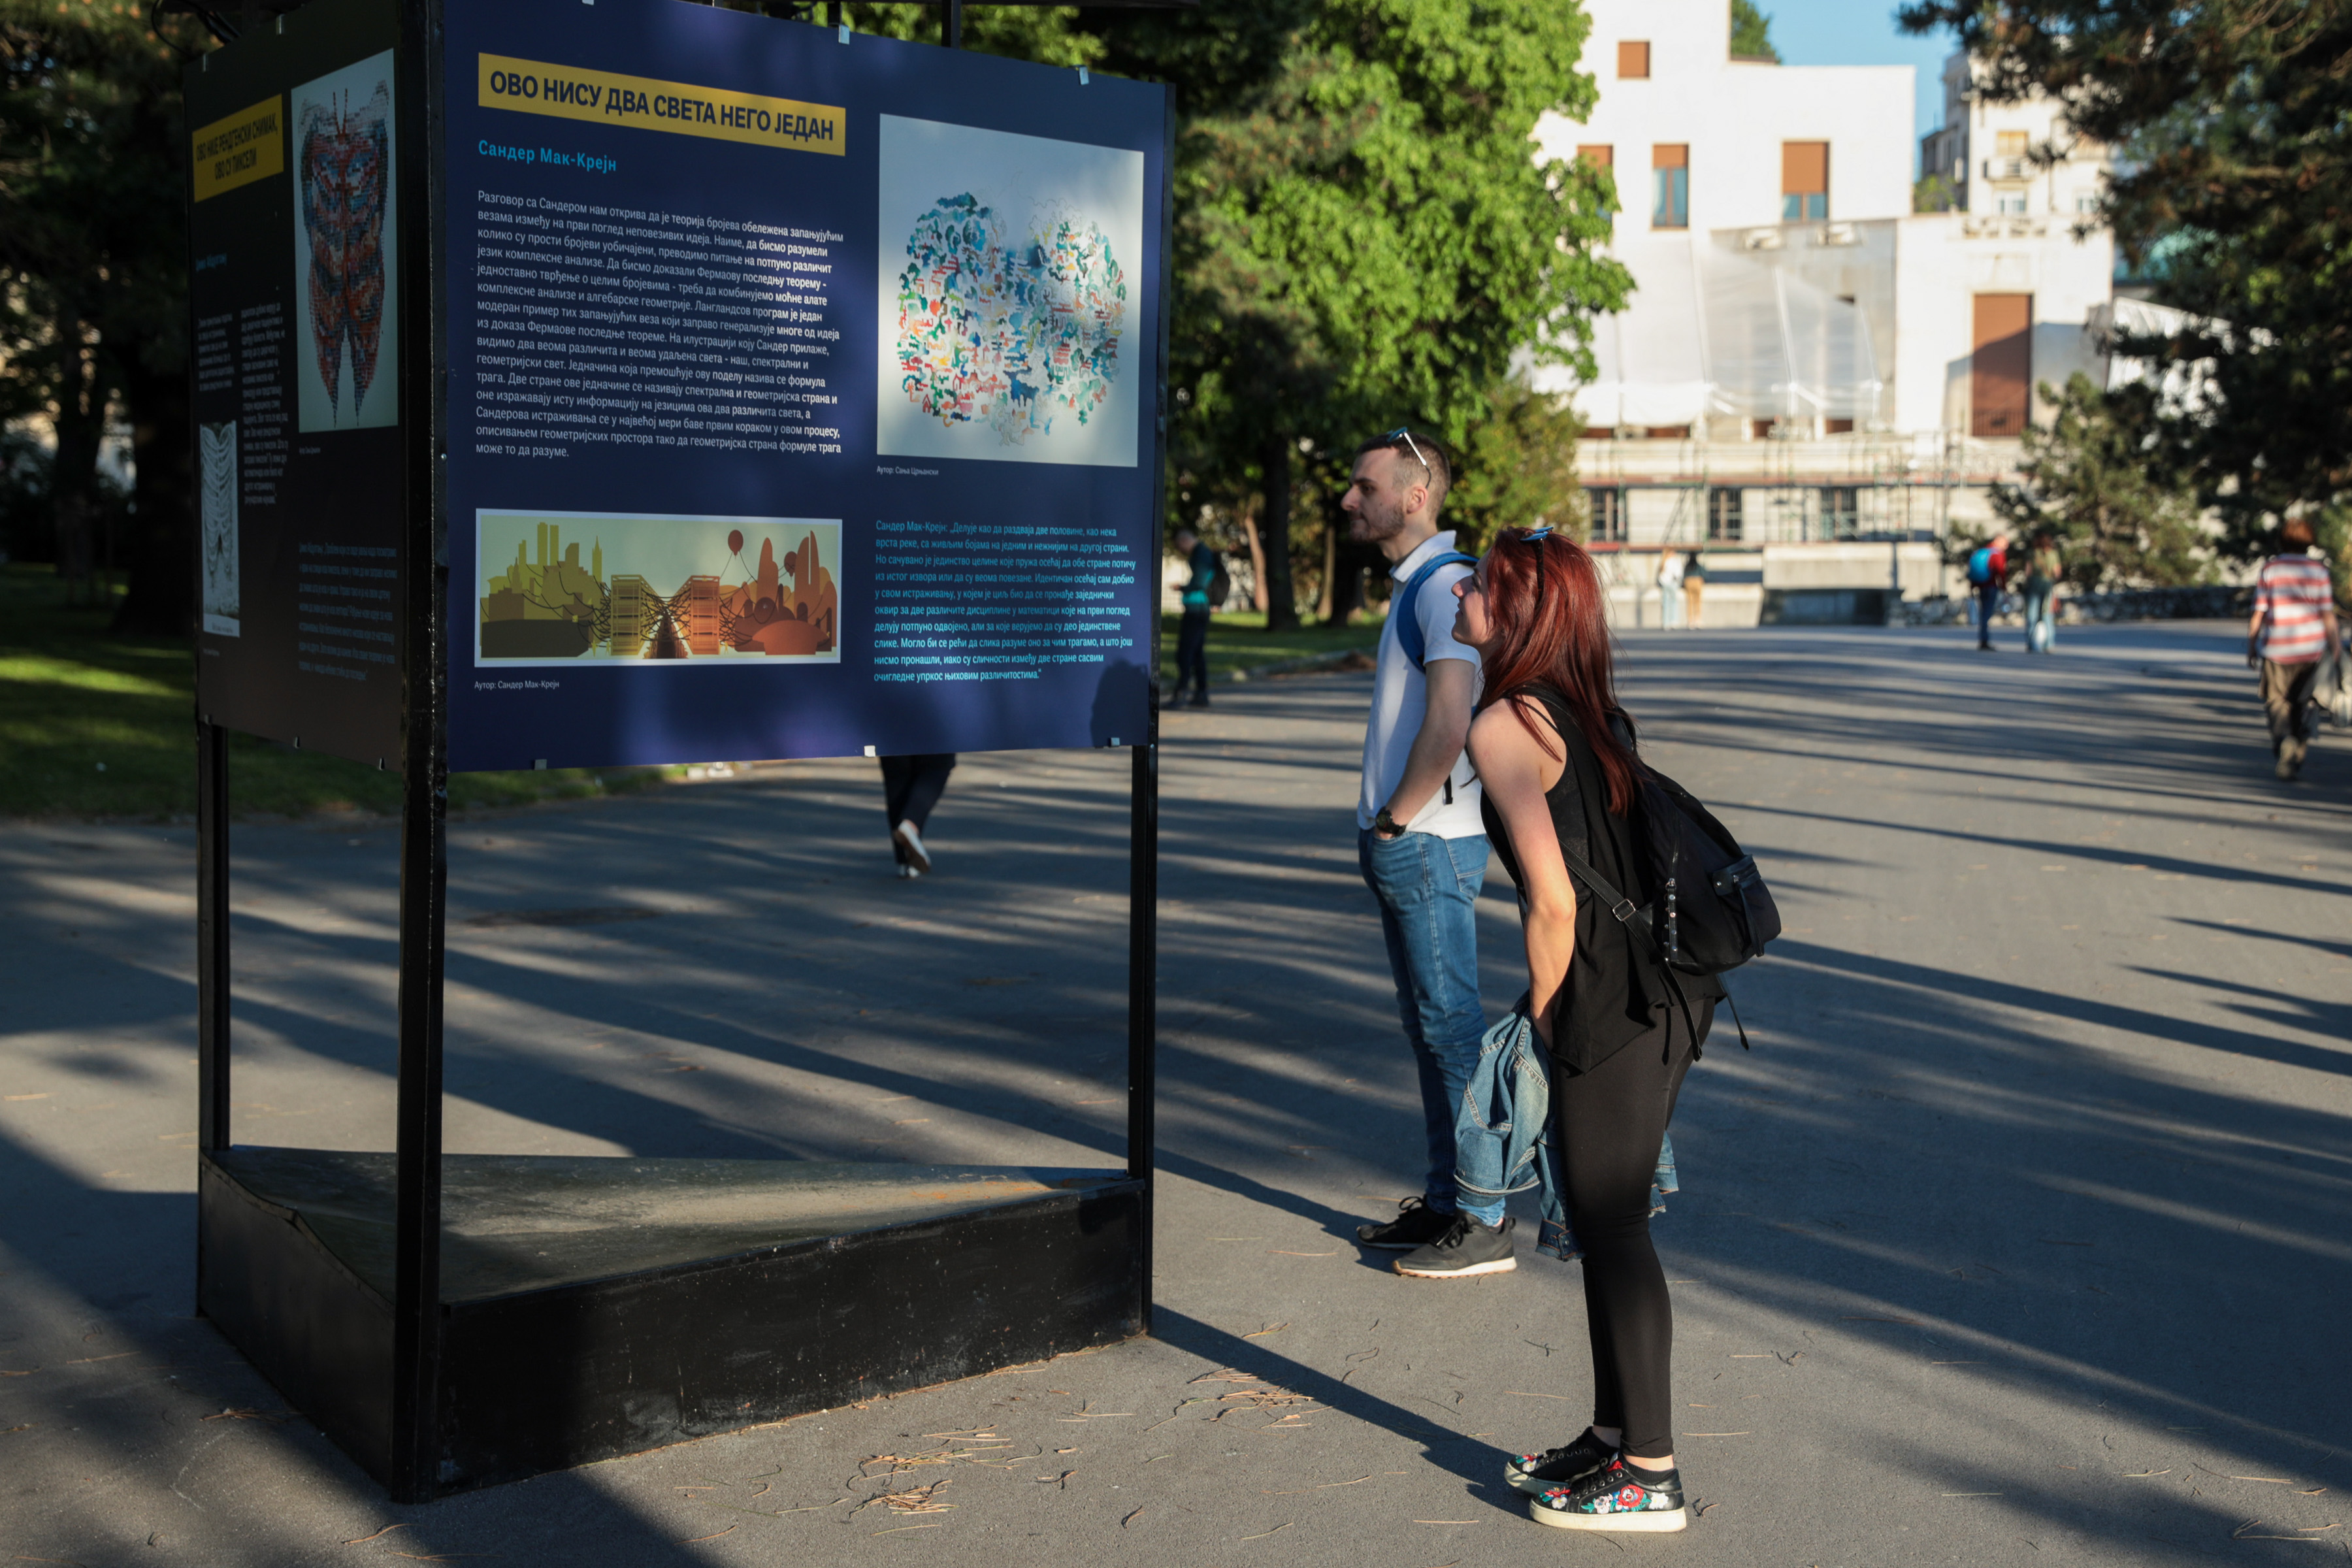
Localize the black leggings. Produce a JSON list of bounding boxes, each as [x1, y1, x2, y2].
[[1554, 1005, 1703, 1460], [879, 753, 956, 838]]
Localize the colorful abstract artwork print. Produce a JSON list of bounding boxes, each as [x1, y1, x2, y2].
[[299, 80, 391, 421], [894, 195, 1126, 445]]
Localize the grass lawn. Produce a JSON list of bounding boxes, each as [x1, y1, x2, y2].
[[1155, 608, 1384, 683], [0, 565, 670, 819]]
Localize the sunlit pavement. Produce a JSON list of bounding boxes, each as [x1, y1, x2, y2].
[[2, 620, 2347, 1566]]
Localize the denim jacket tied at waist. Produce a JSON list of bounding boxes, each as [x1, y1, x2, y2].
[[1454, 1001, 1678, 1262]]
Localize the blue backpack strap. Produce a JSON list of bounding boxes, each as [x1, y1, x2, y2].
[[1394, 551, 1478, 670]]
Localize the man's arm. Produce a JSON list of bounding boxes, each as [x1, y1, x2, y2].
[[1379, 656, 1475, 832], [2248, 564, 2270, 666]]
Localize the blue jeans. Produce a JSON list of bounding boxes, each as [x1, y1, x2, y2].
[[2023, 585, 2054, 650], [1358, 827, 1503, 1225]]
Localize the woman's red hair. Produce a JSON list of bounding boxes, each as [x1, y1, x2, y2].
[[1474, 528, 1642, 814]]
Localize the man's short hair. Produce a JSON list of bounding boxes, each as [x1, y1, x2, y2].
[[2280, 516, 2317, 549], [1358, 428, 1451, 512], [1173, 525, 1198, 542]]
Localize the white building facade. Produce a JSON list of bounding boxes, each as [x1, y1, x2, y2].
[[1532, 2, 2119, 627]]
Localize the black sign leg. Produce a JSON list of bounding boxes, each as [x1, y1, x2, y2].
[[388, 709, 448, 1500], [1127, 715, 1159, 1332], [195, 717, 231, 1309], [943, 0, 962, 48]]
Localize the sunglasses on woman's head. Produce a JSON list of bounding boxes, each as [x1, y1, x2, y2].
[[1524, 525, 1553, 593]]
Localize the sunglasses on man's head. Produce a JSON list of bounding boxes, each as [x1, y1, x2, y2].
[[1381, 425, 1431, 480]]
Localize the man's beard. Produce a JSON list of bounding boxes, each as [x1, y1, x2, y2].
[[1349, 498, 1405, 544]]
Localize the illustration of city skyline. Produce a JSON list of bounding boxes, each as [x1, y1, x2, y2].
[[475, 510, 841, 666]]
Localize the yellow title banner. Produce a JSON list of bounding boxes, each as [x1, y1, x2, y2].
[[478, 54, 842, 155], [191, 95, 284, 202]]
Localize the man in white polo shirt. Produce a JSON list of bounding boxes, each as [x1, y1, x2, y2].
[[1342, 427, 1514, 1280]]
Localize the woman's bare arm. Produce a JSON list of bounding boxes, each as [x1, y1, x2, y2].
[[1468, 700, 1575, 1045]]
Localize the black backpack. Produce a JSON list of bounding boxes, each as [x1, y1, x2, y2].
[[1553, 766, 1780, 1047], [1207, 550, 1233, 610]]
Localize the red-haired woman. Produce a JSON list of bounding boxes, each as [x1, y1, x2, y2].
[[1453, 525, 1720, 1533]]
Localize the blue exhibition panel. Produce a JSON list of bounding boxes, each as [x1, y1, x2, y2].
[[191, 0, 1168, 772], [444, 7, 1168, 769]]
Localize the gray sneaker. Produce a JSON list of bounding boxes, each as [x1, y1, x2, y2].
[[1355, 1196, 1453, 1250], [1394, 1213, 1516, 1279]]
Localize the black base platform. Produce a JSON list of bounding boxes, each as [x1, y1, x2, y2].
[[197, 1147, 1144, 1495]]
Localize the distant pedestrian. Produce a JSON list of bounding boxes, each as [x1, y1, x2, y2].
[[1967, 532, 2010, 649], [1654, 549, 1684, 629], [2022, 531, 2061, 653], [2247, 518, 2342, 781], [1172, 526, 1218, 708], [1453, 525, 1718, 1533], [1681, 551, 1706, 630], [1340, 427, 1513, 1280], [879, 753, 955, 877]]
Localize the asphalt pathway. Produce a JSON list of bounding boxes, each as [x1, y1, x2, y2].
[[1, 621, 2347, 1567]]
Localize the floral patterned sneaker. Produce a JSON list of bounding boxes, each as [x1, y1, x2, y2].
[[1528, 1455, 1688, 1532], [1503, 1428, 1617, 1494]]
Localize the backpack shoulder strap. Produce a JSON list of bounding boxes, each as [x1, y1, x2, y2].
[[1394, 551, 1478, 670], [1558, 841, 1641, 926]]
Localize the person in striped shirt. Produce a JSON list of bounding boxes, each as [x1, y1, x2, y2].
[[2246, 517, 2343, 780]]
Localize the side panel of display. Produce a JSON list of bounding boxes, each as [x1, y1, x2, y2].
[[187, 0, 410, 766], [440, 6, 1169, 769]]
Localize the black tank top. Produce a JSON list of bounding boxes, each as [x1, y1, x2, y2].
[[1479, 683, 1701, 1073]]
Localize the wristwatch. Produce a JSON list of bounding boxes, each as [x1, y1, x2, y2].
[[1375, 806, 1405, 837]]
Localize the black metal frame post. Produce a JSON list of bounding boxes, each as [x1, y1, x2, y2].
[[1125, 97, 1175, 1335], [194, 717, 232, 1309], [943, 0, 962, 47], [388, 0, 451, 1502]]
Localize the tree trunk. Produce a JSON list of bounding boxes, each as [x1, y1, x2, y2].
[[1238, 502, 1269, 612], [50, 306, 105, 604], [111, 353, 193, 638], [1314, 515, 1338, 623], [1327, 538, 1373, 626], [1260, 434, 1298, 632]]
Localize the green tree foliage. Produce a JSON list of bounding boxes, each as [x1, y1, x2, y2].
[[1898, 0, 2352, 585], [1986, 373, 2212, 589], [1446, 378, 1588, 551], [1, 0, 204, 629], [1729, 0, 1780, 62], [1912, 173, 1955, 214], [1098, 0, 1627, 627]]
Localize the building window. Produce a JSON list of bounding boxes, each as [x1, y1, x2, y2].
[[1618, 41, 1650, 78], [1652, 144, 1688, 230], [1823, 417, 1855, 435], [2074, 192, 2100, 214], [1781, 141, 1828, 221], [1588, 487, 1626, 542], [1995, 129, 2029, 158], [1707, 487, 1742, 542], [1819, 486, 1859, 540], [1996, 192, 2029, 215], [1970, 293, 2033, 437]]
